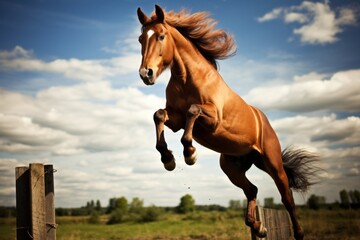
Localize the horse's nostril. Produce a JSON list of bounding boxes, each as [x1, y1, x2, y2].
[[147, 68, 153, 77]]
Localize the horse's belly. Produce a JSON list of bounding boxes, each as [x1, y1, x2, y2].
[[193, 126, 257, 156]]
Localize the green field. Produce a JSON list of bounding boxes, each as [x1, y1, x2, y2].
[[1, 209, 359, 240]]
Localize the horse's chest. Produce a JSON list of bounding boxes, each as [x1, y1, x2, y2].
[[166, 91, 197, 115]]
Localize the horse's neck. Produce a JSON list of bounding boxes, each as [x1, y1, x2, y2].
[[170, 30, 216, 86]]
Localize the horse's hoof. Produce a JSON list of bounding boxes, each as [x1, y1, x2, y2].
[[185, 152, 197, 165], [164, 159, 176, 171], [256, 223, 267, 238], [294, 228, 304, 240]]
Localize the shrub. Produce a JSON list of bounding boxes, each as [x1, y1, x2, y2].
[[88, 211, 100, 224], [107, 208, 127, 224], [140, 205, 164, 222], [177, 194, 195, 214]]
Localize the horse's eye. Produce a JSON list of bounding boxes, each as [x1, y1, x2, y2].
[[159, 35, 165, 41]]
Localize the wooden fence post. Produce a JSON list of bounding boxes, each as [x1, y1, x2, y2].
[[15, 166, 31, 240], [251, 206, 294, 240], [45, 164, 56, 240], [15, 163, 56, 240], [30, 163, 46, 239]]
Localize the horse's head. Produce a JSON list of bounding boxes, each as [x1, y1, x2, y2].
[[137, 5, 173, 85]]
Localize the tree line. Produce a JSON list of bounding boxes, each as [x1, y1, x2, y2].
[[1, 189, 359, 219], [307, 189, 360, 210]]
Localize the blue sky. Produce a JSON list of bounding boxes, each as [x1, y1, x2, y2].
[[0, 0, 359, 208]]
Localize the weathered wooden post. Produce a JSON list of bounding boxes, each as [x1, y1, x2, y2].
[[45, 165, 56, 239], [15, 166, 31, 240], [251, 206, 294, 240], [30, 163, 46, 239], [15, 164, 56, 240]]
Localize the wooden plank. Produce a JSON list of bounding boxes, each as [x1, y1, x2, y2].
[[15, 166, 31, 240], [30, 163, 46, 240], [251, 206, 294, 240], [45, 165, 56, 240]]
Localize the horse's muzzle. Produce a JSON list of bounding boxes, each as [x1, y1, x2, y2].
[[139, 68, 155, 85]]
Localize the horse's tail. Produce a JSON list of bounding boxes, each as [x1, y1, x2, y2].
[[282, 146, 322, 192]]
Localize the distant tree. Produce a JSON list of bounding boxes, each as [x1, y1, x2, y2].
[[354, 190, 360, 205], [264, 197, 274, 208], [340, 189, 350, 208], [348, 190, 360, 208], [116, 197, 128, 212], [71, 208, 88, 216], [129, 197, 144, 214], [0, 207, 16, 218], [107, 197, 117, 213], [196, 204, 226, 212], [177, 194, 195, 214], [55, 208, 70, 216], [307, 194, 324, 210], [228, 200, 241, 210], [95, 200, 102, 212], [107, 197, 129, 224]]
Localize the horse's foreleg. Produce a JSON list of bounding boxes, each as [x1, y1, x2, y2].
[[153, 109, 176, 171], [181, 103, 218, 165], [181, 105, 200, 165]]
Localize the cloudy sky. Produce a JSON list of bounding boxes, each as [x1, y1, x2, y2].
[[0, 0, 359, 208]]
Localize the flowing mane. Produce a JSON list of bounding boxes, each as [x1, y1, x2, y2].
[[151, 9, 237, 70]]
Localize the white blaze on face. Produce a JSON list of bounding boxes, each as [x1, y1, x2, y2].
[[147, 29, 155, 39]]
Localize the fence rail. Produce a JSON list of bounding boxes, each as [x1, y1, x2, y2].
[[251, 205, 294, 240], [15, 163, 56, 240]]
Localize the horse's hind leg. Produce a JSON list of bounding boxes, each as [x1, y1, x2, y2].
[[260, 129, 304, 239], [220, 153, 267, 238]]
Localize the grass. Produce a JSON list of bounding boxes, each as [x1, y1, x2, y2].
[[299, 208, 360, 240], [1, 209, 359, 240], [54, 212, 248, 240]]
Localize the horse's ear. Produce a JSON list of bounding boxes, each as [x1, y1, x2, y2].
[[155, 5, 165, 23], [137, 7, 150, 25]]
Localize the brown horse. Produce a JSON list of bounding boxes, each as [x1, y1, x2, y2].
[[137, 5, 320, 240]]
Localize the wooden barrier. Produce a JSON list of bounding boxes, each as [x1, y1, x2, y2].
[[251, 206, 294, 240], [15, 163, 56, 240]]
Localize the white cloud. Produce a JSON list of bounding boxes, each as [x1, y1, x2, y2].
[[0, 45, 32, 59], [258, 1, 358, 44], [269, 114, 360, 203], [293, 71, 327, 82], [0, 113, 82, 153], [0, 46, 140, 82], [284, 12, 308, 23], [272, 114, 360, 148], [0, 82, 164, 156], [336, 7, 358, 26], [245, 69, 360, 112], [257, 8, 283, 22]]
